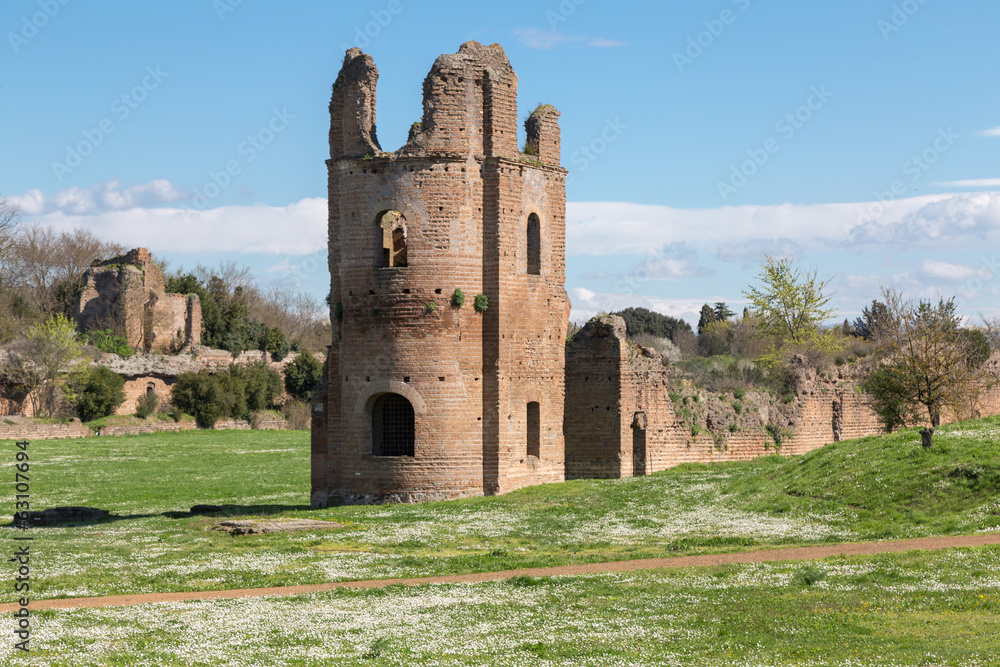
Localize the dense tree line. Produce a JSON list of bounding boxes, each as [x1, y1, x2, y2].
[[610, 307, 692, 342]]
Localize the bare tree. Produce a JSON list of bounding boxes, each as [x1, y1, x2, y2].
[[0, 191, 21, 282], [863, 288, 995, 446], [8, 224, 123, 317]]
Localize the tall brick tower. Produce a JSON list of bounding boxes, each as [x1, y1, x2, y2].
[[311, 42, 569, 506]]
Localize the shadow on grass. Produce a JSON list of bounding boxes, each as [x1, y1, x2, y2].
[[3, 503, 313, 528]]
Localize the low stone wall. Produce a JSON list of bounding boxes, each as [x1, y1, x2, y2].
[[99, 420, 199, 437], [0, 418, 93, 441], [98, 415, 290, 436]]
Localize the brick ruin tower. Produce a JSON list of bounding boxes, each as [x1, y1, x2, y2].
[[311, 42, 569, 505]]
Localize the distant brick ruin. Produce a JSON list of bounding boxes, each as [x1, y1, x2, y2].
[[312, 42, 569, 506], [76, 248, 201, 353]]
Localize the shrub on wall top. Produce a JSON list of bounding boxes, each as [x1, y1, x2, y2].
[[474, 293, 488, 313]]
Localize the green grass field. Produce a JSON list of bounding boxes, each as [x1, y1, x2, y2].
[[2, 419, 1000, 664]]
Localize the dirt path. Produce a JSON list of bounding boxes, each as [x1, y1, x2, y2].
[[7, 533, 1000, 612]]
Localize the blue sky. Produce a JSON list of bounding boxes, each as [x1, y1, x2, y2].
[[3, 0, 1000, 326]]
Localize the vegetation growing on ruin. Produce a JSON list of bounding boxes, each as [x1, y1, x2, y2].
[[81, 328, 134, 358], [473, 293, 488, 313]]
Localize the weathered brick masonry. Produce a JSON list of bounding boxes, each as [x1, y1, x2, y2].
[[313, 43, 569, 506], [76, 248, 201, 353], [566, 315, 1000, 479], [313, 43, 1000, 505]]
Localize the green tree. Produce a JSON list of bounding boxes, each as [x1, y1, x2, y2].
[[697, 304, 717, 336], [853, 300, 892, 341], [612, 307, 692, 342], [171, 371, 226, 429], [284, 353, 323, 401], [73, 366, 126, 422], [697, 319, 733, 357], [228, 361, 282, 416], [1, 314, 84, 417], [743, 256, 835, 344], [862, 289, 995, 445], [713, 302, 735, 322]]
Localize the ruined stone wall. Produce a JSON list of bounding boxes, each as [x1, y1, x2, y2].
[[0, 417, 93, 441], [315, 43, 567, 506], [99, 420, 198, 437], [107, 350, 317, 416], [566, 315, 1000, 478], [76, 248, 201, 353], [564, 317, 626, 479]]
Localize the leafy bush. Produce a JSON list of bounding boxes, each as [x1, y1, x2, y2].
[[84, 329, 134, 358], [171, 371, 226, 429], [134, 390, 159, 419], [260, 327, 289, 361], [474, 293, 489, 313], [284, 353, 323, 401], [631, 333, 681, 364], [230, 361, 282, 416], [74, 366, 126, 422], [451, 288, 465, 308]]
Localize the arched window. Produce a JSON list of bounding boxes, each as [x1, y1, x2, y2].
[[526, 401, 540, 458], [377, 210, 408, 268], [526, 213, 541, 275], [372, 393, 415, 457]]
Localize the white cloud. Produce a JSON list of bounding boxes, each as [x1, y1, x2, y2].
[[12, 179, 185, 216], [919, 259, 980, 282], [567, 192, 1000, 259], [14, 180, 326, 255], [935, 178, 1000, 188], [981, 127, 1000, 137], [513, 27, 625, 50]]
